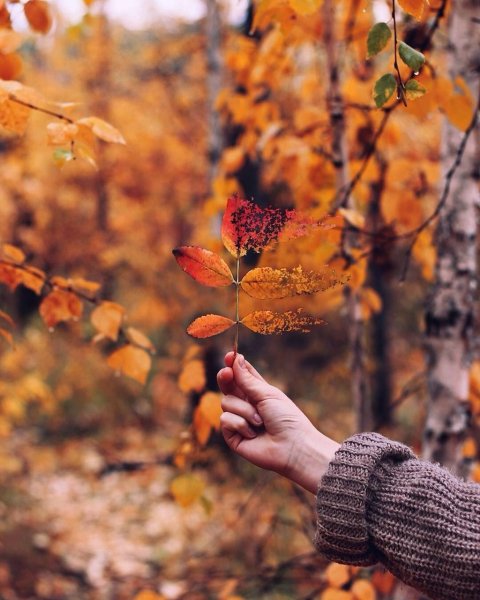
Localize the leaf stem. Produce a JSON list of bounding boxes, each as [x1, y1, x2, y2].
[[234, 257, 240, 356]]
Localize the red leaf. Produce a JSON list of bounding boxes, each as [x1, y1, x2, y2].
[[187, 314, 235, 338], [221, 194, 334, 257], [173, 246, 234, 287]]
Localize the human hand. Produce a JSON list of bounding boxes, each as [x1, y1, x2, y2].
[[217, 352, 340, 494]]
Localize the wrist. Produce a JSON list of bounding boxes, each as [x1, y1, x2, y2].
[[286, 427, 340, 494]]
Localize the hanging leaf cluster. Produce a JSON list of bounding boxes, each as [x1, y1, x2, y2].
[[173, 195, 349, 345], [366, 0, 427, 108]]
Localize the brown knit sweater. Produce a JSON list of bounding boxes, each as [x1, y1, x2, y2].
[[315, 432, 480, 599]]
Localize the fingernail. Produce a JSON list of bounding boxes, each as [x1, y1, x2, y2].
[[247, 427, 257, 438], [253, 413, 263, 425]]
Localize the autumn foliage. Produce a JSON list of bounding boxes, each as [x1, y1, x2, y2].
[[0, 0, 478, 598]]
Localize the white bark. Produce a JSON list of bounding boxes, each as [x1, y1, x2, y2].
[[423, 0, 479, 473]]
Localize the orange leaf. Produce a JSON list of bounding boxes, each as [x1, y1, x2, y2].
[[193, 407, 212, 446], [351, 579, 376, 600], [24, 0, 53, 33], [70, 277, 101, 298], [370, 571, 394, 595], [0, 52, 22, 80], [17, 266, 45, 294], [0, 94, 29, 134], [241, 310, 325, 334], [241, 266, 349, 299], [187, 314, 236, 339], [2, 244, 25, 264], [325, 563, 351, 589], [107, 345, 151, 384], [0, 263, 21, 290], [397, 0, 426, 19], [91, 301, 125, 341], [178, 358, 206, 393], [320, 590, 354, 600], [125, 327, 154, 352], [76, 116, 126, 145], [198, 392, 223, 428], [39, 290, 83, 328], [173, 246, 234, 287]]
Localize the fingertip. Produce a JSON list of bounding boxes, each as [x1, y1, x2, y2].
[[224, 352, 236, 367], [217, 366, 234, 394]]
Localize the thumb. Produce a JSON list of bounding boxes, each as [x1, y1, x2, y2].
[[233, 355, 277, 404]]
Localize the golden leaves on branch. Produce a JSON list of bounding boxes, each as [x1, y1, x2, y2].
[[170, 473, 206, 508]]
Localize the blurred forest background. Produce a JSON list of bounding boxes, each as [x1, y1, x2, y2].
[[0, 0, 478, 598]]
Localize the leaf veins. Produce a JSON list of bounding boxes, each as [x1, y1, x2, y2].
[[173, 246, 234, 287], [241, 310, 326, 334], [241, 266, 350, 299]]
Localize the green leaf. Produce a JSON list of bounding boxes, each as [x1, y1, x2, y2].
[[367, 22, 392, 58], [405, 79, 427, 101], [398, 42, 425, 73], [373, 73, 396, 108]]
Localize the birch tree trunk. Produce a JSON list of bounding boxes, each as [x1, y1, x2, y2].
[[323, 0, 371, 432], [205, 0, 223, 189], [423, 0, 479, 474]]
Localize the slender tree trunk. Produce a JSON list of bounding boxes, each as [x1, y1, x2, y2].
[[323, 0, 371, 432], [367, 157, 393, 427], [423, 0, 479, 474], [205, 0, 223, 188]]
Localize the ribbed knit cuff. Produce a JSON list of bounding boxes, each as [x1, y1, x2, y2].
[[314, 432, 415, 565]]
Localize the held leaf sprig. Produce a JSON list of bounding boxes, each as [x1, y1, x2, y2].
[[173, 196, 350, 353]]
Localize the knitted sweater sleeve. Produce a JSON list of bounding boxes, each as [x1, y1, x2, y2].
[[314, 432, 480, 600]]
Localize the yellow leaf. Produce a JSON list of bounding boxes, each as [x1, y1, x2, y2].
[[289, 0, 322, 16], [2, 243, 25, 264], [178, 359, 206, 393], [170, 473, 205, 507], [0, 95, 29, 135], [462, 437, 476, 459], [70, 277, 101, 298], [39, 290, 83, 328], [187, 314, 236, 339], [107, 345, 151, 384], [76, 116, 126, 144], [0, 30, 23, 54], [241, 266, 349, 299], [46, 122, 79, 146], [241, 310, 325, 334], [126, 327, 154, 352], [91, 301, 125, 341], [325, 563, 351, 589], [73, 123, 98, 168], [198, 392, 222, 428], [24, 0, 53, 33], [443, 76, 475, 132], [397, 0, 426, 19]]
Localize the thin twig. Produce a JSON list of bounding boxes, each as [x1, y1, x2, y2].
[[9, 94, 74, 124], [392, 0, 407, 106]]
